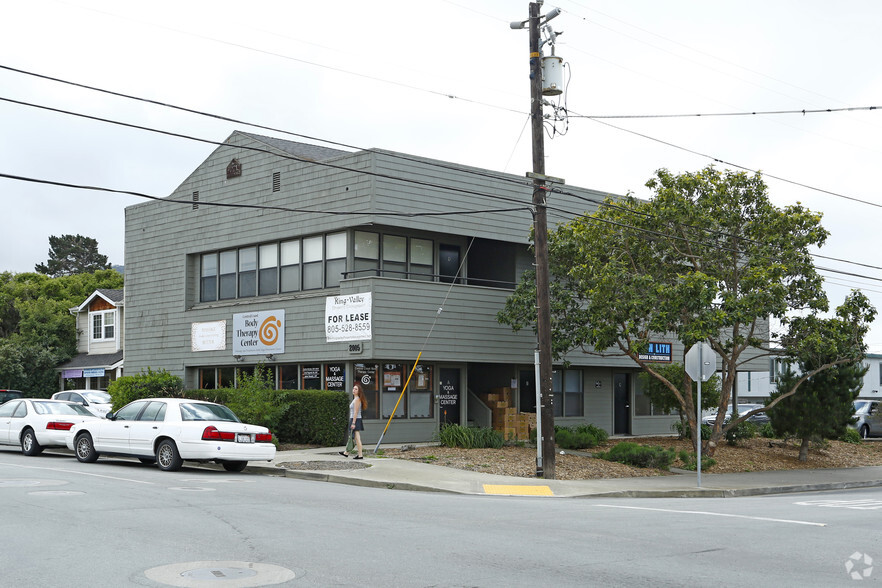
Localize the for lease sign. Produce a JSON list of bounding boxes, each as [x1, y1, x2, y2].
[[326, 293, 372, 342]]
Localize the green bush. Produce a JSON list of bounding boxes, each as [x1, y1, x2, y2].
[[554, 424, 608, 450], [758, 422, 776, 439], [677, 450, 717, 471], [672, 420, 711, 440], [438, 424, 503, 449], [107, 368, 183, 410], [596, 442, 676, 470], [725, 419, 757, 446], [841, 428, 862, 444]]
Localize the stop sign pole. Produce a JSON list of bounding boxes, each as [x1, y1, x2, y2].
[[685, 342, 715, 487]]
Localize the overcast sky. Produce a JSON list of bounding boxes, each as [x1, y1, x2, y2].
[[2, 0, 881, 350]]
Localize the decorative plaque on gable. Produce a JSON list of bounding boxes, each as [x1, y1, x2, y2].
[[226, 158, 242, 179]]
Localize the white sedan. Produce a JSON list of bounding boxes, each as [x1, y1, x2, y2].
[[67, 398, 276, 472], [51, 390, 113, 417], [0, 398, 101, 455]]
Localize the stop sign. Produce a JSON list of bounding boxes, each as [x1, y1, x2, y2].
[[685, 342, 716, 382]]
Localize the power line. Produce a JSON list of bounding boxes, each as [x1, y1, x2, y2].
[[572, 105, 881, 120]]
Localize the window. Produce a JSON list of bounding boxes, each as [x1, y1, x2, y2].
[[353, 231, 379, 277], [634, 374, 668, 416], [552, 369, 583, 417], [409, 364, 433, 418], [302, 235, 323, 290], [91, 311, 116, 341], [302, 365, 322, 389], [325, 232, 347, 288], [258, 244, 278, 296], [279, 365, 298, 389], [382, 363, 406, 418], [382, 235, 407, 278], [201, 253, 217, 302], [238, 246, 257, 297], [280, 240, 300, 292], [354, 363, 380, 419], [410, 238, 433, 280], [219, 250, 237, 300]]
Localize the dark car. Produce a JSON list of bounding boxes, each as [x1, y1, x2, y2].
[[0, 390, 24, 404]]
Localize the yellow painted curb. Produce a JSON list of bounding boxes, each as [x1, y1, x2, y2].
[[483, 484, 554, 496]]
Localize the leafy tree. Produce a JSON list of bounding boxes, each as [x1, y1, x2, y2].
[[498, 166, 875, 456], [636, 364, 720, 429], [0, 269, 123, 396], [35, 234, 111, 277], [769, 358, 866, 461]]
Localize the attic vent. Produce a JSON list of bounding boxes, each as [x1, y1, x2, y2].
[[192, 191, 199, 210], [226, 158, 242, 179], [272, 171, 281, 192]]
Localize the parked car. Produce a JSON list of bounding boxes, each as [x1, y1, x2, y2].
[[851, 400, 881, 439], [0, 389, 24, 404], [67, 398, 276, 472], [702, 403, 770, 426], [0, 398, 101, 455], [51, 390, 112, 417]]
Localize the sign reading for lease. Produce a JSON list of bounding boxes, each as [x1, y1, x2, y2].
[[233, 310, 285, 355], [326, 293, 372, 342]]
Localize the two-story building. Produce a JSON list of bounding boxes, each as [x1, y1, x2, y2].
[[57, 288, 124, 390], [123, 131, 766, 443]]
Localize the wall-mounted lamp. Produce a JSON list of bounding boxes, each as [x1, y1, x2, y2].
[[233, 355, 243, 362], [265, 354, 275, 361]]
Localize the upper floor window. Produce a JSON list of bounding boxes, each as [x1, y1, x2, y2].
[[91, 310, 116, 341]]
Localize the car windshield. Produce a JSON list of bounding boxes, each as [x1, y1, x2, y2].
[[81, 391, 111, 403], [179, 403, 240, 422], [33, 401, 93, 416], [854, 401, 871, 413]]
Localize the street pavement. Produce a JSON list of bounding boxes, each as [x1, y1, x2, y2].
[[247, 443, 882, 498]]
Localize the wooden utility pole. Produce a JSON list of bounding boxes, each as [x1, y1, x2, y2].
[[528, 1, 555, 479]]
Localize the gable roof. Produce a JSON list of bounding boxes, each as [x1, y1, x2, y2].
[[237, 132, 352, 162], [71, 289, 124, 313]]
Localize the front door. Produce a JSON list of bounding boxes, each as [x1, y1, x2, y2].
[[439, 245, 461, 283], [614, 373, 631, 435], [439, 368, 461, 427]]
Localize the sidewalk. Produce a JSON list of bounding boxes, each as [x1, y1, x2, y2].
[[247, 445, 882, 498]]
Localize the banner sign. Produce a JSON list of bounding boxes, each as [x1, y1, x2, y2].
[[638, 342, 673, 363], [83, 368, 106, 378], [191, 320, 226, 351], [63, 369, 83, 379], [233, 310, 285, 355], [325, 293, 372, 342]]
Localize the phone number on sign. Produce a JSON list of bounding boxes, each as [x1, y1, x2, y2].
[[327, 323, 370, 335]]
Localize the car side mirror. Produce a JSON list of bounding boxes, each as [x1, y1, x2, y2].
[[105, 411, 116, 420]]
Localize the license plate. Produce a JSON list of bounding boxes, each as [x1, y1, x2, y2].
[[237, 434, 253, 443]]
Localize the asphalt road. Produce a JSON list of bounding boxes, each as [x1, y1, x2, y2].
[[1, 448, 879, 587]]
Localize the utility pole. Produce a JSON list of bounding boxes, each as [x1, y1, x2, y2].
[[513, 1, 559, 479]]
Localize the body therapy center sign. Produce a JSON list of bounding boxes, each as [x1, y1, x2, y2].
[[233, 310, 285, 355]]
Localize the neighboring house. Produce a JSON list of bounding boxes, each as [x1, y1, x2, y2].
[[57, 289, 124, 390], [123, 131, 768, 443]]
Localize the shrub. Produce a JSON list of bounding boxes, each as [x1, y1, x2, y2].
[[725, 419, 757, 446], [758, 422, 776, 439], [439, 424, 503, 449], [672, 420, 710, 440], [107, 368, 183, 410], [554, 424, 608, 450], [596, 442, 675, 469], [677, 450, 717, 471], [841, 428, 862, 444]]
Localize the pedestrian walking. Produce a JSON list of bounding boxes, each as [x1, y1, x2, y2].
[[340, 382, 367, 459]]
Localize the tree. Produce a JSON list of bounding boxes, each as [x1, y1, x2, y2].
[[35, 234, 111, 277], [769, 357, 866, 461], [498, 166, 875, 456], [0, 269, 123, 396], [636, 364, 720, 430]]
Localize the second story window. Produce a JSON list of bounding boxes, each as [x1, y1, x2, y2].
[[91, 310, 115, 341]]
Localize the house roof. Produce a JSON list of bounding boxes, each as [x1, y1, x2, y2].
[[238, 132, 352, 162], [71, 289, 124, 313], [57, 351, 124, 371]]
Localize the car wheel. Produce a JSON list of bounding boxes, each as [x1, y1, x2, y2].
[[75, 433, 99, 463], [860, 425, 870, 439], [222, 461, 248, 472], [21, 428, 43, 456], [139, 458, 156, 465], [156, 439, 183, 471]]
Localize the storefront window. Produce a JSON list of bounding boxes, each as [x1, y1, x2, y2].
[[325, 364, 345, 391], [381, 363, 406, 418], [302, 364, 322, 389], [199, 368, 217, 389], [409, 364, 433, 418], [279, 365, 298, 389], [354, 363, 380, 419]]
